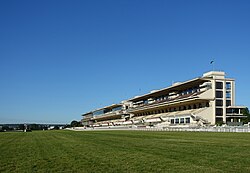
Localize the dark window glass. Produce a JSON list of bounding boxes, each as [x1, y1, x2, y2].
[[185, 118, 190, 123], [226, 91, 231, 99], [216, 100, 223, 106], [216, 91, 223, 98], [226, 108, 232, 114], [206, 102, 209, 107], [232, 108, 239, 114], [216, 117, 223, 124], [216, 108, 223, 116], [216, 82, 223, 89], [171, 119, 174, 124], [103, 109, 108, 114], [226, 100, 231, 106], [93, 110, 105, 116], [226, 82, 231, 90], [112, 106, 122, 112], [180, 118, 184, 123], [175, 118, 179, 124]]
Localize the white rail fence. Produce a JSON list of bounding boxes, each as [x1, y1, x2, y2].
[[69, 126, 250, 133], [135, 127, 250, 133]]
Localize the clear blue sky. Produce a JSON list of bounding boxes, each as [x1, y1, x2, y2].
[[0, 0, 249, 124]]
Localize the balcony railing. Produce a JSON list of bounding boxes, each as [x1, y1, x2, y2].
[[93, 110, 124, 118], [129, 90, 206, 111]]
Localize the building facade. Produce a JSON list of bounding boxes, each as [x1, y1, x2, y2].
[[81, 71, 246, 128]]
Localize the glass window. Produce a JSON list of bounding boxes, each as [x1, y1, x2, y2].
[[226, 91, 231, 99], [216, 82, 223, 89], [171, 119, 175, 124], [232, 108, 239, 114], [104, 108, 112, 114], [216, 117, 223, 124], [93, 110, 105, 116], [180, 118, 184, 124], [112, 106, 122, 112], [226, 108, 232, 114], [226, 100, 231, 106], [175, 118, 179, 124], [216, 100, 223, 106], [226, 82, 231, 90], [216, 108, 223, 116], [185, 118, 190, 123], [216, 91, 223, 98]]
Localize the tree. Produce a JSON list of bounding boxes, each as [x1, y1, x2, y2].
[[18, 124, 25, 130], [54, 126, 60, 130], [70, 120, 81, 127], [2, 125, 10, 131], [30, 124, 41, 130], [242, 107, 250, 123]]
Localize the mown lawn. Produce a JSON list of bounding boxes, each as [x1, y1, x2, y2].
[[1, 130, 250, 173]]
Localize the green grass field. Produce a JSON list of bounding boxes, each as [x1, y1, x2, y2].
[[1, 130, 250, 173]]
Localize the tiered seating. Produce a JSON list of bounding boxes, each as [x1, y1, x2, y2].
[[130, 116, 144, 125], [92, 106, 210, 128], [131, 90, 206, 111]]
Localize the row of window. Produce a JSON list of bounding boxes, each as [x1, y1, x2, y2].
[[134, 102, 209, 117], [226, 108, 242, 114], [216, 82, 231, 90], [216, 91, 231, 98], [133, 86, 203, 106], [93, 106, 123, 116], [216, 100, 232, 107], [170, 117, 191, 124], [216, 108, 243, 116], [216, 117, 242, 123]]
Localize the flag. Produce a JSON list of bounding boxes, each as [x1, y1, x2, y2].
[[210, 61, 214, 64]]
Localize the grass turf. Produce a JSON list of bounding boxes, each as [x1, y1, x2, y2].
[[1, 130, 250, 173]]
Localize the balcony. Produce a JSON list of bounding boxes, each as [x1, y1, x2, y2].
[[92, 110, 124, 121], [226, 113, 246, 118], [226, 107, 246, 118], [129, 91, 206, 113]]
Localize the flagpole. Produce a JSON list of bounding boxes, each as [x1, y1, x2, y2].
[[210, 60, 215, 71]]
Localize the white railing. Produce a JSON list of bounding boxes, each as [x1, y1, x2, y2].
[[67, 126, 250, 133], [134, 126, 250, 133]]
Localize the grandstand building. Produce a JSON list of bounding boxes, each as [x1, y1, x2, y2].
[[81, 71, 246, 128]]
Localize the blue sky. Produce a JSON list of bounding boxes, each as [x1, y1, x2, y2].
[[0, 0, 250, 124]]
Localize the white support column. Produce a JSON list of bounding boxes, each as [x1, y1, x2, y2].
[[232, 80, 236, 106], [212, 79, 216, 124], [223, 80, 227, 123]]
